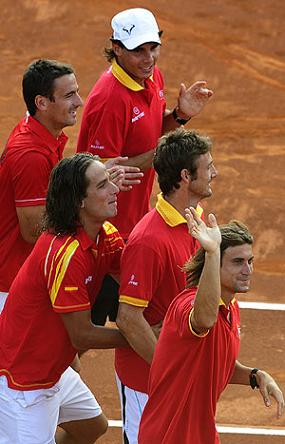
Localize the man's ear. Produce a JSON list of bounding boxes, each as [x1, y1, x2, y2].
[[35, 95, 49, 112], [112, 42, 123, 57], [181, 168, 191, 183], [80, 200, 85, 209]]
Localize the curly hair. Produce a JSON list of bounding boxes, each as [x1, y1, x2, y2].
[[43, 153, 99, 235], [22, 59, 74, 116], [154, 128, 212, 196], [184, 220, 253, 288]]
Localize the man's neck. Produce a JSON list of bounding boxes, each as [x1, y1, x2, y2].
[[33, 114, 62, 139], [221, 293, 235, 308], [163, 192, 200, 218]]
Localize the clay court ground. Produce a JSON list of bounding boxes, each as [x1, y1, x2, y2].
[[1, 1, 285, 442]]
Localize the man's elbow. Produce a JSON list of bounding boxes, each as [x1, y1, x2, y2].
[[68, 330, 89, 351], [192, 312, 217, 331], [19, 225, 39, 244], [20, 231, 38, 244]]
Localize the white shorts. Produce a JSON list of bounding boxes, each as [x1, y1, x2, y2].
[[116, 373, 148, 444], [0, 292, 8, 313], [0, 366, 101, 444]]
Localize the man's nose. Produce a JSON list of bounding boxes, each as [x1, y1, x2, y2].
[[75, 93, 83, 107], [242, 262, 253, 274]]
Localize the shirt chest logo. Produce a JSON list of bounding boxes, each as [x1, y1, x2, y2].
[[131, 107, 145, 123], [90, 139, 104, 150]]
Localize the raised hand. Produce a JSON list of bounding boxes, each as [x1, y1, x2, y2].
[[177, 81, 213, 119], [106, 156, 143, 191], [185, 207, 221, 253]]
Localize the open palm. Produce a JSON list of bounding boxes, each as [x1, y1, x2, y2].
[[185, 207, 221, 253]]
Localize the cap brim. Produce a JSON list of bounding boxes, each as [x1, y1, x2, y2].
[[122, 33, 161, 50]]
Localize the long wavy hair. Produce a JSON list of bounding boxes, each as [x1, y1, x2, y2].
[[42, 153, 99, 235], [184, 220, 253, 288]]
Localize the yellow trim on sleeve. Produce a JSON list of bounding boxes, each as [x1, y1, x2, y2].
[[50, 240, 79, 305], [53, 302, 90, 310], [119, 295, 149, 308], [188, 309, 209, 338], [64, 287, 79, 291]]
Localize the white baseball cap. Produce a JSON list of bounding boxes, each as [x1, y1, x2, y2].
[[111, 8, 161, 50]]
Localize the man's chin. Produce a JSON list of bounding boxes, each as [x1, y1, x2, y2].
[[235, 284, 250, 293]]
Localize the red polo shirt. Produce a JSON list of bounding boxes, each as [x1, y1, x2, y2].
[[0, 222, 124, 390], [77, 61, 166, 239], [138, 287, 240, 444], [0, 115, 67, 292], [115, 194, 203, 392]]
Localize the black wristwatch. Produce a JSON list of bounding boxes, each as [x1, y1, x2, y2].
[[172, 107, 191, 125], [249, 368, 260, 389]]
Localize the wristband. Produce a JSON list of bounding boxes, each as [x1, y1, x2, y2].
[[172, 107, 191, 125], [249, 368, 260, 389]]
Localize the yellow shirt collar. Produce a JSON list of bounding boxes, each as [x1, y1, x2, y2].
[[155, 193, 203, 227], [219, 297, 236, 307], [111, 60, 153, 91]]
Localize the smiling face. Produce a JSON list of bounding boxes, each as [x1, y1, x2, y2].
[[220, 243, 254, 300], [42, 73, 83, 136], [189, 152, 218, 200], [113, 41, 160, 86], [80, 160, 119, 226]]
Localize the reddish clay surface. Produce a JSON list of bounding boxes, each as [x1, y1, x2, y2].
[[1, 1, 285, 442]]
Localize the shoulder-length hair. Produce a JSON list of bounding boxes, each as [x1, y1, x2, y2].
[[42, 153, 98, 235]]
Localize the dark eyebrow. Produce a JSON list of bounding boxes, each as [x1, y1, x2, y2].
[[63, 87, 79, 98]]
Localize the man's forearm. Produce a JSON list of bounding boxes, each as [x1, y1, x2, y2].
[[121, 322, 157, 364], [113, 150, 155, 171], [230, 360, 253, 385]]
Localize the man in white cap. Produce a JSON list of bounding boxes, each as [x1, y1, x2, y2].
[[77, 7, 213, 329]]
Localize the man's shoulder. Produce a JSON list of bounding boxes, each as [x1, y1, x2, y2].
[[127, 208, 166, 243], [167, 287, 197, 318], [87, 69, 129, 103], [5, 117, 50, 154], [101, 221, 125, 252]]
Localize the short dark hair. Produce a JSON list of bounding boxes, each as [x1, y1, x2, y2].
[[184, 220, 254, 288], [22, 59, 74, 116], [43, 153, 99, 235], [154, 128, 212, 195]]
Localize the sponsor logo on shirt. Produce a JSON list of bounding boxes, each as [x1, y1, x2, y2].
[[159, 89, 164, 99], [90, 140, 104, 150], [131, 107, 145, 123], [85, 275, 93, 285], [128, 274, 138, 286]]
